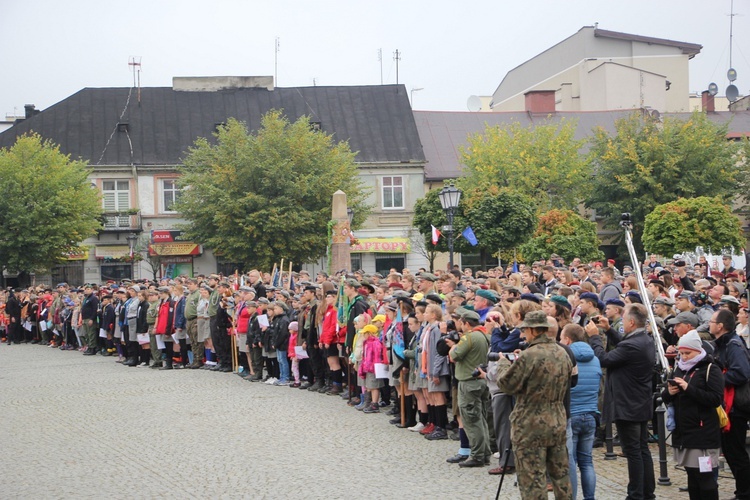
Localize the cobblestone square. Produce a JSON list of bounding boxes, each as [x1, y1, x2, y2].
[[0, 345, 739, 499]]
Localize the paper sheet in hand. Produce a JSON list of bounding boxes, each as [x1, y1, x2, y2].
[[39, 321, 48, 332], [257, 314, 269, 328], [136, 334, 150, 345], [156, 335, 166, 350], [23, 321, 32, 331], [294, 346, 309, 359], [99, 328, 108, 338], [374, 363, 389, 379]]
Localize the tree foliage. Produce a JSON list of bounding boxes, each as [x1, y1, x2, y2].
[[642, 197, 744, 256], [411, 187, 470, 255], [459, 119, 591, 211], [175, 113, 369, 271], [0, 134, 102, 273], [586, 111, 747, 251], [462, 186, 538, 256], [520, 209, 603, 263]]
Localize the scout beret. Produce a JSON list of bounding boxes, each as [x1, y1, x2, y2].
[[425, 293, 443, 304], [605, 298, 625, 308], [579, 292, 599, 302], [475, 289, 498, 303], [459, 310, 481, 322], [519, 293, 541, 304], [550, 295, 571, 310], [417, 273, 437, 282], [344, 278, 360, 288]]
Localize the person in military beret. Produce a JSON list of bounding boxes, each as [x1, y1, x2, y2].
[[494, 310, 573, 498], [445, 308, 492, 468]]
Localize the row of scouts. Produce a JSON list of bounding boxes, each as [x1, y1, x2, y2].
[[2, 255, 750, 500]]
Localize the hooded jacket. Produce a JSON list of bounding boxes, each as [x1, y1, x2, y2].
[[569, 341, 602, 417]]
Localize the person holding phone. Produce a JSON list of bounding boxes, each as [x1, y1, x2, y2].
[[661, 331, 724, 500]]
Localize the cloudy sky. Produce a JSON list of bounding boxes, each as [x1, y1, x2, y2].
[[1, 0, 748, 116]]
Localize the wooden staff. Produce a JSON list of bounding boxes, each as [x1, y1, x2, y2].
[[270, 263, 277, 283], [286, 261, 293, 290], [231, 326, 238, 372], [279, 259, 284, 286]]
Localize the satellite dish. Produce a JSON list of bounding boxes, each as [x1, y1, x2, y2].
[[708, 82, 719, 96], [728, 68, 738, 82], [727, 84, 740, 102], [466, 95, 482, 112]]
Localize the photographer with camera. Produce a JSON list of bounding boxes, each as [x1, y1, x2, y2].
[[446, 309, 492, 468], [494, 310, 574, 499]]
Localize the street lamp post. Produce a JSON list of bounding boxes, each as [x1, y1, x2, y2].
[[126, 232, 138, 279], [438, 183, 461, 271]]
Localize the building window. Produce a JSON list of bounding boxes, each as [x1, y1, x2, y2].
[[102, 180, 130, 228], [350, 253, 363, 273], [162, 179, 181, 213], [375, 254, 405, 277], [382, 176, 404, 209]]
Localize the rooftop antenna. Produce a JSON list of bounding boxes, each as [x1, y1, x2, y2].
[[128, 56, 142, 105], [726, 0, 740, 100], [378, 48, 383, 85], [275, 37, 280, 86], [394, 49, 401, 84]]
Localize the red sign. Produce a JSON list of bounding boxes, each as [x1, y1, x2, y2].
[[150, 230, 191, 243]]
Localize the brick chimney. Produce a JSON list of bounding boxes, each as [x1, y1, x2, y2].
[[524, 90, 556, 114], [701, 90, 715, 113], [24, 104, 40, 118]]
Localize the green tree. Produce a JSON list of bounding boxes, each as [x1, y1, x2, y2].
[[642, 197, 744, 256], [520, 209, 604, 263], [459, 119, 592, 211], [176, 113, 369, 271], [0, 134, 102, 277], [587, 111, 747, 252], [411, 186, 470, 255], [462, 187, 538, 269]]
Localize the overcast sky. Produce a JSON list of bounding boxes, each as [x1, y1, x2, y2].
[[1, 0, 748, 116]]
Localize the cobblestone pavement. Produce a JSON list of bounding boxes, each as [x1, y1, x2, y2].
[[0, 344, 740, 499]]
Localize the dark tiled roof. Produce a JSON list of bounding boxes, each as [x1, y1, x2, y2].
[[0, 85, 425, 165], [415, 110, 750, 181]]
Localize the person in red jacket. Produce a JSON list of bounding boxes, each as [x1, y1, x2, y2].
[[320, 290, 345, 395], [154, 287, 175, 369], [235, 287, 254, 376]]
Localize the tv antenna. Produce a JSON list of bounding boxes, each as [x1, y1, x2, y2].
[[393, 49, 401, 84], [128, 56, 142, 104], [275, 37, 280, 86], [726, 0, 740, 100], [378, 49, 383, 85]]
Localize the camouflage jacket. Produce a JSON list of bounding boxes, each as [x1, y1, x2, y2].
[[496, 334, 572, 446]]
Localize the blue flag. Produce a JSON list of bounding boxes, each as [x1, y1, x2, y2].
[[462, 226, 478, 246], [512, 261, 519, 273]]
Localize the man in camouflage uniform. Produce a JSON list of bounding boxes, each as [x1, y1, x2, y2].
[[495, 310, 573, 499], [184, 279, 203, 368], [447, 310, 492, 468]]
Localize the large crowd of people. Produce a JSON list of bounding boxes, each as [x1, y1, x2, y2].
[[2, 254, 750, 499]]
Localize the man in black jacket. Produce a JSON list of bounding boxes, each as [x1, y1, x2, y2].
[[711, 309, 750, 500], [586, 303, 655, 500], [81, 285, 100, 355], [5, 288, 22, 345]]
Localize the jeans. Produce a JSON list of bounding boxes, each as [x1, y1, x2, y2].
[[567, 413, 597, 499], [276, 350, 290, 382], [615, 420, 655, 500]]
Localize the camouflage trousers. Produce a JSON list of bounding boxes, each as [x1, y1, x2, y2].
[[186, 318, 204, 362], [514, 442, 572, 500]]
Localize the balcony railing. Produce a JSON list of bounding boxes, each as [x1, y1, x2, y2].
[[101, 211, 142, 233]]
